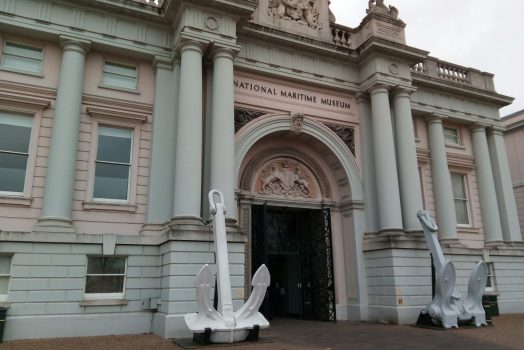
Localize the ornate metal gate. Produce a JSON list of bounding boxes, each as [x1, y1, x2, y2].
[[251, 205, 336, 322]]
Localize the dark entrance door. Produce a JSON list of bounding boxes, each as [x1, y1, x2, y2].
[[251, 205, 336, 322]]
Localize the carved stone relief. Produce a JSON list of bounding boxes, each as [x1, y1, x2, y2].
[[268, 0, 322, 30], [291, 113, 305, 134], [258, 159, 315, 198], [324, 123, 355, 156], [234, 108, 265, 133], [242, 148, 331, 199]]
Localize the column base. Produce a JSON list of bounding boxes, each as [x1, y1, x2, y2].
[[33, 218, 75, 234], [485, 240, 507, 248], [140, 223, 169, 236], [378, 228, 405, 236], [438, 238, 466, 248]]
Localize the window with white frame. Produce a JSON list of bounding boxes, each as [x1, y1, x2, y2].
[[1, 42, 43, 73], [0, 256, 12, 302], [0, 112, 33, 194], [93, 126, 133, 202], [444, 127, 461, 145], [485, 262, 496, 293], [451, 172, 470, 225], [85, 256, 127, 299], [102, 61, 137, 90]]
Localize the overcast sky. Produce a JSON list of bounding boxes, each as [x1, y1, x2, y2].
[[330, 0, 524, 117]]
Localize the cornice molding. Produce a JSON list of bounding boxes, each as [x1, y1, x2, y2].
[[83, 94, 152, 123]]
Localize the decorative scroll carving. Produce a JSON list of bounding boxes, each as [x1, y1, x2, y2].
[[324, 123, 355, 156], [291, 113, 305, 134], [366, 0, 399, 19], [259, 160, 313, 198], [268, 0, 322, 30], [234, 108, 265, 133]]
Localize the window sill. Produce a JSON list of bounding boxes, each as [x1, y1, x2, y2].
[[0, 195, 32, 207], [457, 226, 480, 234], [83, 201, 137, 212], [0, 302, 11, 308], [445, 143, 466, 150], [98, 83, 140, 95], [80, 299, 128, 307], [0, 65, 44, 78]]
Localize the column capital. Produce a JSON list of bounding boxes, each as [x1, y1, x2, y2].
[[424, 112, 447, 124], [179, 39, 206, 55], [470, 123, 489, 133], [210, 45, 241, 61], [391, 85, 417, 98], [59, 35, 90, 55], [369, 84, 390, 96], [153, 57, 173, 71], [487, 125, 506, 135]]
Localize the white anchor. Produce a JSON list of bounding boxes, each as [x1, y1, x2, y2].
[[184, 190, 270, 343]]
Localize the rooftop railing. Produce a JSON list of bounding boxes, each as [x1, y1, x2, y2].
[[411, 57, 495, 92], [330, 23, 352, 48]]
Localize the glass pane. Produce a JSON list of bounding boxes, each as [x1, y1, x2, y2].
[[4, 43, 43, 60], [0, 256, 11, 274], [96, 127, 132, 163], [85, 276, 125, 294], [104, 62, 137, 77], [87, 257, 126, 274], [0, 153, 28, 192], [450, 173, 466, 199], [0, 277, 9, 294], [103, 73, 137, 89], [0, 124, 31, 153], [455, 199, 470, 225], [3, 55, 42, 72], [444, 128, 459, 144], [93, 163, 130, 200]]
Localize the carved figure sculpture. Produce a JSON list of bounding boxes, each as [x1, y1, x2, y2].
[[185, 190, 270, 344], [259, 160, 312, 198], [417, 211, 488, 328], [367, 0, 399, 19], [268, 0, 321, 29]]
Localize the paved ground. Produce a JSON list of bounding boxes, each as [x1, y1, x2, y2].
[[1, 314, 523, 350]]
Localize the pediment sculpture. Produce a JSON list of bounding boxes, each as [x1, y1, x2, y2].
[[268, 0, 322, 29], [366, 0, 399, 19]]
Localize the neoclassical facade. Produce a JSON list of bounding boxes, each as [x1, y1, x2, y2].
[[0, 0, 523, 341]]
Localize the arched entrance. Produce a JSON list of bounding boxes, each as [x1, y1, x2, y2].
[[235, 113, 368, 322]]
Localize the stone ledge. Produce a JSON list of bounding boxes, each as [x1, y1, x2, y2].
[[0, 196, 32, 207], [79, 299, 128, 307], [82, 201, 138, 212]]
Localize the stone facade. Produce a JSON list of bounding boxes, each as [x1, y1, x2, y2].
[[0, 0, 522, 341]]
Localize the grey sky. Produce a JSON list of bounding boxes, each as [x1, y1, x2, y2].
[[330, 0, 524, 117]]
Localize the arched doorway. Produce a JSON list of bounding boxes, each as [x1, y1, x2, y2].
[[235, 113, 368, 322]]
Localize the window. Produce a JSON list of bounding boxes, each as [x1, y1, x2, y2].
[[485, 262, 496, 293], [85, 256, 127, 299], [102, 62, 137, 90], [1, 42, 43, 73], [451, 172, 470, 225], [444, 127, 461, 145], [0, 112, 33, 194], [93, 126, 133, 202], [0, 256, 12, 302]]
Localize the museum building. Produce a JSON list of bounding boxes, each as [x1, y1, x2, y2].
[[0, 0, 523, 341]]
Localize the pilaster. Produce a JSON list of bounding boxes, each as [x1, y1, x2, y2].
[[35, 36, 90, 233]]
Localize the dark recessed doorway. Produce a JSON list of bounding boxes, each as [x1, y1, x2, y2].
[[251, 205, 336, 322]]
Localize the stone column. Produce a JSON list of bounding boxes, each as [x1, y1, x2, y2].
[[369, 85, 403, 232], [210, 48, 237, 222], [426, 116, 458, 240], [36, 37, 90, 232], [487, 128, 522, 242], [144, 58, 179, 231], [356, 93, 379, 233], [472, 125, 504, 243], [392, 88, 424, 231], [173, 41, 205, 221]]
